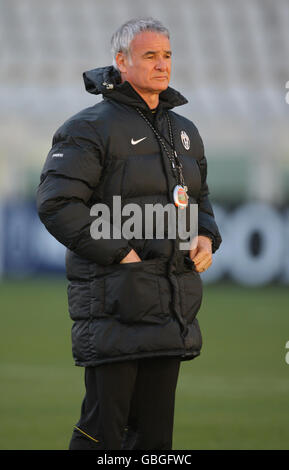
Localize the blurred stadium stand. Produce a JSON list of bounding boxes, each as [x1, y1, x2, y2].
[[0, 0, 288, 282]]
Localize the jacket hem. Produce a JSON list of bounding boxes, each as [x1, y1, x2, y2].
[[73, 348, 201, 367]]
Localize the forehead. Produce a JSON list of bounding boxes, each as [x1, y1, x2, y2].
[[129, 31, 171, 53]]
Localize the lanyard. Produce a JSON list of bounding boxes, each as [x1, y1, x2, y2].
[[135, 107, 187, 191]]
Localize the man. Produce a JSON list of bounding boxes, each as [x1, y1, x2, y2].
[[36, 18, 222, 450]]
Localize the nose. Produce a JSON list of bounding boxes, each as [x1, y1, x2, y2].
[[155, 57, 167, 71]]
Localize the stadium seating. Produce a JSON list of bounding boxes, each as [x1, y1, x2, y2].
[[0, 0, 288, 203]]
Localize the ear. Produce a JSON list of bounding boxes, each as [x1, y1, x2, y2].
[[115, 52, 128, 74]]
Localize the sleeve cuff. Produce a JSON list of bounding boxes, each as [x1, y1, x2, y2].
[[198, 228, 219, 253]]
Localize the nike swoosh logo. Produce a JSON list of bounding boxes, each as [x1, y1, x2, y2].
[[131, 137, 147, 145]]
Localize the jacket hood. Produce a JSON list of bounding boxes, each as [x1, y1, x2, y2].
[[83, 66, 188, 111]]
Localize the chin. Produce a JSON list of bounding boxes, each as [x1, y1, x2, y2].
[[158, 85, 169, 93], [152, 82, 169, 92]]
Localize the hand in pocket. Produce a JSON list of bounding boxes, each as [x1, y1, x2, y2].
[[119, 249, 142, 264]]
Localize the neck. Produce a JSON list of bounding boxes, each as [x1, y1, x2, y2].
[[134, 89, 160, 110], [122, 79, 160, 109]]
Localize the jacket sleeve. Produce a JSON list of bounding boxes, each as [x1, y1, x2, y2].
[[36, 121, 132, 265], [197, 153, 222, 254]]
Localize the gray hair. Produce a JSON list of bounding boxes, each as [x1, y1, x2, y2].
[[111, 17, 170, 70]]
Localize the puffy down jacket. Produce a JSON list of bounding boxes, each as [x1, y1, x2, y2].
[[36, 66, 222, 366]]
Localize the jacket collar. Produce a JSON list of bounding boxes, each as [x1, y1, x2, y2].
[[83, 66, 188, 112]]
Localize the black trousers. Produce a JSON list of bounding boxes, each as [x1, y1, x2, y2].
[[69, 356, 181, 450]]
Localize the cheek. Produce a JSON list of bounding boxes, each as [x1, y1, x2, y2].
[[138, 68, 152, 83], [129, 66, 148, 83], [126, 70, 139, 85]]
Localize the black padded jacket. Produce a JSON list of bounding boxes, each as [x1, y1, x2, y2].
[[36, 66, 222, 366]]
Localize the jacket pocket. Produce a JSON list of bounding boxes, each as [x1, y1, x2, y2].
[[67, 281, 91, 320], [103, 258, 167, 324], [178, 269, 203, 323], [68, 279, 105, 320]]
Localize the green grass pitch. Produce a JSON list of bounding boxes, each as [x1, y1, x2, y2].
[[0, 278, 288, 450]]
